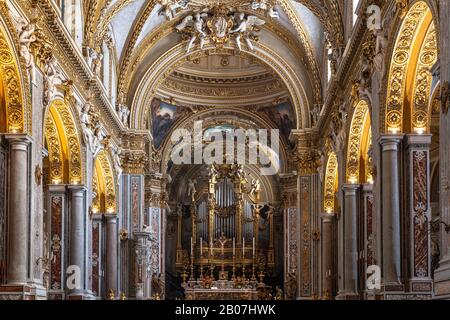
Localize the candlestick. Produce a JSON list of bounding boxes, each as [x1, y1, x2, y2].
[[252, 237, 255, 258], [191, 237, 193, 258], [233, 237, 235, 257], [210, 237, 213, 256]]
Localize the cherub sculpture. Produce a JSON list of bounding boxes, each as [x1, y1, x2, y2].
[[230, 13, 265, 51], [176, 12, 208, 52], [159, 0, 190, 20], [17, 18, 37, 83], [251, 0, 279, 19]]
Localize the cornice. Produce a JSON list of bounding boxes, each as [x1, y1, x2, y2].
[[24, 0, 124, 138], [316, 7, 370, 136]]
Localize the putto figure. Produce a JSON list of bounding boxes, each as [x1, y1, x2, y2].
[[176, 12, 208, 52], [230, 13, 265, 52]]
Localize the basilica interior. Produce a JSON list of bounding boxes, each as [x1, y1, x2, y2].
[[0, 0, 449, 301]]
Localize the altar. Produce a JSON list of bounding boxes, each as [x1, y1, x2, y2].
[[185, 288, 258, 300], [183, 279, 260, 300]]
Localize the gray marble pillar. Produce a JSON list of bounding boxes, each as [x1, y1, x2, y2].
[[336, 184, 359, 299], [321, 212, 334, 298], [379, 135, 404, 289], [104, 214, 118, 298], [68, 185, 87, 296], [5, 135, 31, 284]]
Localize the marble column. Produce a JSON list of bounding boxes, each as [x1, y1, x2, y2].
[[405, 134, 432, 296], [321, 212, 334, 299], [5, 135, 31, 284], [362, 184, 376, 297], [104, 214, 118, 298], [91, 214, 103, 298], [379, 135, 404, 290], [47, 185, 67, 299], [67, 185, 87, 296], [336, 184, 359, 299]]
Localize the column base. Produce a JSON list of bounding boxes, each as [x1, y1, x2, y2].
[[67, 291, 97, 300], [0, 284, 47, 300], [406, 279, 433, 295], [335, 292, 360, 300], [376, 283, 430, 300], [434, 256, 450, 298], [47, 290, 65, 300]]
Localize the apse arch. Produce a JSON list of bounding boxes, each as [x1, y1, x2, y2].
[[92, 149, 117, 214], [106, 0, 321, 101], [0, 11, 30, 133], [384, 1, 437, 134], [130, 43, 311, 132], [44, 99, 83, 184], [346, 100, 371, 184]]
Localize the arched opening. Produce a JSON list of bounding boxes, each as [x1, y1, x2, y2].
[[385, 1, 436, 134], [41, 99, 84, 295], [346, 100, 371, 184], [44, 100, 83, 185]]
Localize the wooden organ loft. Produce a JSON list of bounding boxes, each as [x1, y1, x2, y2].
[[175, 164, 276, 299]]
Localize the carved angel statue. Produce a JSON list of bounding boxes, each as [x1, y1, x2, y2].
[[310, 104, 320, 126], [111, 146, 123, 179], [80, 100, 94, 147], [92, 121, 107, 157], [249, 178, 261, 199], [176, 12, 208, 53], [17, 18, 37, 83], [92, 52, 103, 76], [159, 0, 190, 20], [250, 0, 279, 19], [230, 13, 265, 52], [85, 46, 97, 70], [117, 104, 130, 126], [187, 179, 197, 201], [43, 56, 65, 105], [373, 27, 388, 78]]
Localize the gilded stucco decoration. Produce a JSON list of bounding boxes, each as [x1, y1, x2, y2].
[[44, 112, 64, 184], [45, 100, 83, 184], [385, 1, 431, 133], [411, 21, 437, 133], [96, 149, 117, 213], [92, 168, 101, 213], [114, 0, 322, 107], [131, 43, 309, 131], [346, 100, 369, 184], [0, 15, 25, 133], [323, 152, 337, 213]]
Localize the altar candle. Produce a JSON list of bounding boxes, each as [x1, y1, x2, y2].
[[233, 238, 235, 257], [252, 237, 255, 258], [191, 237, 193, 258], [242, 237, 245, 256], [200, 237, 203, 256], [210, 238, 213, 255]]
